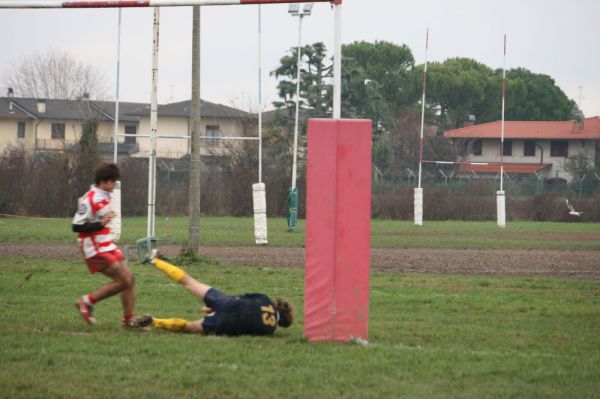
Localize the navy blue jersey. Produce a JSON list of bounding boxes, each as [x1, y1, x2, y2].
[[202, 289, 278, 336]]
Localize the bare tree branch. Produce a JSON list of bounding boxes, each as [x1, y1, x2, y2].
[[2, 49, 108, 100]]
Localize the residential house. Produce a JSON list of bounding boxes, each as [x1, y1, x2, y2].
[[0, 94, 255, 160], [0, 96, 142, 160], [124, 99, 255, 158], [444, 117, 600, 182]]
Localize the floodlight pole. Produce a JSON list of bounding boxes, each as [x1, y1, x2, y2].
[[287, 3, 311, 232], [291, 10, 303, 193]]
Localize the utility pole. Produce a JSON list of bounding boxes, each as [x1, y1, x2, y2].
[[187, 6, 202, 255]]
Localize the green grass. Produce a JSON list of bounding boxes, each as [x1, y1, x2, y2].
[[1, 216, 599, 250], [0, 258, 598, 398]]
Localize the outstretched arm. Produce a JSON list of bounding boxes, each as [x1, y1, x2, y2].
[[72, 222, 103, 233], [72, 212, 114, 232]]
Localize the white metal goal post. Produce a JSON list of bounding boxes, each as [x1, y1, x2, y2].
[[0, 0, 338, 8], [1, 0, 344, 242]]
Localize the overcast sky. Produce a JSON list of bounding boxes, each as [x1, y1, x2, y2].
[[0, 0, 598, 117]]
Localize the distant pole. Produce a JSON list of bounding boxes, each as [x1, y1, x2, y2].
[[147, 7, 160, 237], [497, 34, 507, 229], [417, 28, 429, 190], [109, 8, 123, 243], [500, 34, 506, 192], [332, 1, 342, 119], [291, 13, 302, 193], [252, 4, 268, 245], [287, 3, 313, 232], [113, 8, 122, 163], [258, 5, 263, 183], [187, 5, 202, 254], [414, 28, 428, 227]]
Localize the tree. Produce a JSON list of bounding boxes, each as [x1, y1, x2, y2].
[[564, 152, 597, 197], [425, 59, 576, 129], [503, 68, 575, 121], [386, 107, 460, 180], [341, 41, 419, 131], [2, 49, 108, 100], [271, 42, 333, 119], [426, 58, 493, 130], [340, 56, 392, 129], [73, 117, 99, 195]]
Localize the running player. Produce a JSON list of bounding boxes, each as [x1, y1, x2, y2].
[[72, 162, 142, 329], [136, 249, 294, 336]]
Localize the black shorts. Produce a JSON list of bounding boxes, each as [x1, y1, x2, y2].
[[201, 288, 234, 334]]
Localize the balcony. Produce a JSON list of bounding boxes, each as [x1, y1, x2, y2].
[[36, 139, 77, 151]]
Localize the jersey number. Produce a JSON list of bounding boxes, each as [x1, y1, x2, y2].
[[261, 305, 276, 327]]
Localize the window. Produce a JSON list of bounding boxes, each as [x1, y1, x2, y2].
[[550, 141, 568, 157], [471, 139, 482, 156], [125, 125, 137, 144], [206, 125, 220, 140], [524, 140, 536, 157], [502, 140, 512, 156], [17, 122, 26, 139], [51, 123, 65, 140]]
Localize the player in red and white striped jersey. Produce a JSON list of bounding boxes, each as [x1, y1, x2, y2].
[[72, 162, 142, 329]]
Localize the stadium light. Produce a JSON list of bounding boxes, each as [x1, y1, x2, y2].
[[288, 3, 299, 13]]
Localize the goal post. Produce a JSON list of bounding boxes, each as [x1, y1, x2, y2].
[[0, 0, 340, 9], [304, 118, 372, 342], [1, 0, 344, 242], [107, 180, 122, 242]]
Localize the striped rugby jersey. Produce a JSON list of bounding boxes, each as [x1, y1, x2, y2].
[[72, 185, 117, 259]]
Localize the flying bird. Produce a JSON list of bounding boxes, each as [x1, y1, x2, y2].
[[565, 199, 583, 217]]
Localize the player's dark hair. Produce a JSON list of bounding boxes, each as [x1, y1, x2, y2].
[[274, 298, 294, 328], [95, 162, 121, 184]]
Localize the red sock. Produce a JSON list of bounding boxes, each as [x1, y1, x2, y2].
[[122, 314, 135, 323], [83, 294, 97, 305]]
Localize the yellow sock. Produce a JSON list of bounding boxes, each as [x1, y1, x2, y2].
[[152, 318, 189, 332], [152, 258, 187, 283]]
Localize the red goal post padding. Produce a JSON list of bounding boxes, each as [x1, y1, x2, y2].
[[304, 118, 372, 342]]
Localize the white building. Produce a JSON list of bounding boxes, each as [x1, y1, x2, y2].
[[444, 117, 600, 182], [0, 95, 255, 160]]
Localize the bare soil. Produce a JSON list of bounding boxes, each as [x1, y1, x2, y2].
[[1, 243, 598, 280]]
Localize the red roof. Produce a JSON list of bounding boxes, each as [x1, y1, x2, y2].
[[459, 163, 552, 174], [444, 117, 600, 140]]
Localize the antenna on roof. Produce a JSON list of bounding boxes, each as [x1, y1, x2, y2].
[[570, 106, 585, 122]]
